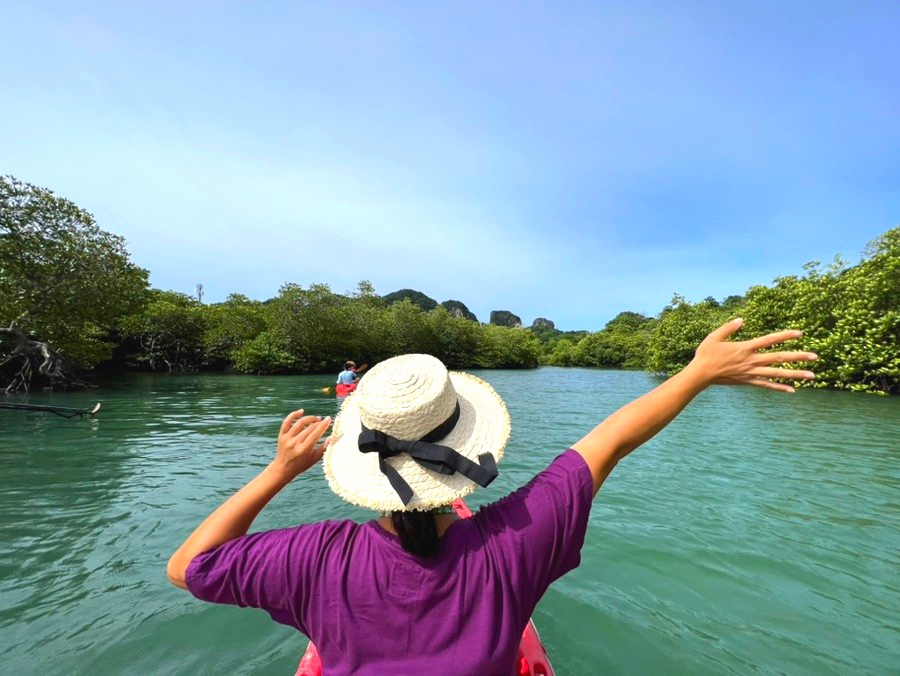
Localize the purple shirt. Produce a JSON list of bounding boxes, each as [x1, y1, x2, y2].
[[186, 450, 593, 675]]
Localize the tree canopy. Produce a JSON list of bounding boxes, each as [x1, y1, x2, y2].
[[1, 176, 149, 391], [3, 176, 897, 394]]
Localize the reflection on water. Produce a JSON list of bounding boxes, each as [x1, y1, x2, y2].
[[1, 370, 898, 674]]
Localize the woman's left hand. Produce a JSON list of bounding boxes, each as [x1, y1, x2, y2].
[[688, 319, 818, 392], [271, 410, 333, 481]]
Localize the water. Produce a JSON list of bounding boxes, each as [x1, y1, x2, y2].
[[1, 369, 898, 675]]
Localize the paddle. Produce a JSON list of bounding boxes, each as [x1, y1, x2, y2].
[[0, 402, 101, 418]]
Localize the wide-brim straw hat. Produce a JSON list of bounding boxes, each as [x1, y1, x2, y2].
[[324, 354, 510, 512]]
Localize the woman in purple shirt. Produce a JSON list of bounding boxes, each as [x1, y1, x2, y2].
[[168, 320, 816, 674]]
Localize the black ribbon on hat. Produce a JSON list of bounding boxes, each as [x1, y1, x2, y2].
[[358, 400, 498, 506]]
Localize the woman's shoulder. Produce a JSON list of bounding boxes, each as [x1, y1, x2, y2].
[[273, 518, 366, 550], [488, 449, 589, 506], [291, 518, 364, 536], [268, 519, 382, 571], [473, 450, 592, 528]]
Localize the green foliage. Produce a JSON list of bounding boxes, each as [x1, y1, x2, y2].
[[575, 329, 647, 368], [637, 229, 898, 393], [277, 283, 380, 369], [120, 290, 206, 371], [529, 324, 588, 366], [428, 306, 479, 368], [603, 311, 650, 333], [645, 296, 732, 374], [385, 300, 436, 355], [741, 229, 899, 394], [537, 311, 652, 369], [202, 294, 267, 369], [181, 282, 540, 373], [0, 175, 149, 368], [529, 325, 560, 344], [547, 338, 579, 366], [474, 324, 541, 368], [841, 229, 900, 393], [231, 331, 297, 374], [5, 174, 896, 393]]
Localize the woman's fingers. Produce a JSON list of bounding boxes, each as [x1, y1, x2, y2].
[[279, 409, 305, 435], [708, 318, 744, 342], [286, 415, 321, 437], [310, 434, 337, 461], [749, 378, 796, 393], [315, 434, 336, 450], [755, 351, 818, 364], [753, 367, 816, 380], [747, 329, 803, 351], [295, 416, 332, 445]]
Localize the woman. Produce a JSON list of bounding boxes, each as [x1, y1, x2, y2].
[[168, 319, 816, 674]]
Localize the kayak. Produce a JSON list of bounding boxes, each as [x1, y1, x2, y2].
[[335, 382, 357, 397], [295, 499, 556, 676]]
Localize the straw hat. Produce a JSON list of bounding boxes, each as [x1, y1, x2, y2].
[[323, 354, 510, 512]]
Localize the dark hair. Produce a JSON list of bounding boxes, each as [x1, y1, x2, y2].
[[391, 510, 440, 558]]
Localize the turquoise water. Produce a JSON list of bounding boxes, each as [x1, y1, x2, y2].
[[1, 369, 898, 674]]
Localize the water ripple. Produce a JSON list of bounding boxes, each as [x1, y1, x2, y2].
[[1, 370, 898, 674]]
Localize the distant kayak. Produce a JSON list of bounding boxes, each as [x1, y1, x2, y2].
[[335, 382, 357, 398], [295, 499, 556, 676]]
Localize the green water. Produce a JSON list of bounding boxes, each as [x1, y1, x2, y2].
[[1, 369, 898, 675]]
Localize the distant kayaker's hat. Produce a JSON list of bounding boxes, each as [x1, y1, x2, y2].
[[324, 354, 510, 512]]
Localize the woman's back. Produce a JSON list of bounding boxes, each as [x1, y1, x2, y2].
[[185, 451, 592, 675]]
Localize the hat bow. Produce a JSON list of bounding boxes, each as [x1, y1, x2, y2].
[[357, 401, 498, 506]]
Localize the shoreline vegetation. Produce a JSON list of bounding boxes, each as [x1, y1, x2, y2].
[[2, 175, 898, 395]]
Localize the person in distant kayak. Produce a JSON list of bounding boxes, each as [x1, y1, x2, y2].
[[335, 361, 367, 397], [336, 361, 359, 388], [168, 320, 817, 675]]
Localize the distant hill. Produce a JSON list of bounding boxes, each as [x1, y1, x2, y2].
[[531, 317, 555, 329], [441, 299, 478, 322], [528, 324, 589, 344], [490, 310, 522, 328], [381, 288, 438, 312]]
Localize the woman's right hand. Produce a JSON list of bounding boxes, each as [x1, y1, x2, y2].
[[687, 318, 818, 392], [270, 410, 333, 481]]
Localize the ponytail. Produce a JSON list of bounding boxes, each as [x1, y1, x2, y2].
[[391, 510, 440, 558]]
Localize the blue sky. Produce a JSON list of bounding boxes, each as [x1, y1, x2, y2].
[[2, 1, 898, 330]]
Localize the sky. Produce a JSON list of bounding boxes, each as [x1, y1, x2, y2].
[[1, 1, 898, 330]]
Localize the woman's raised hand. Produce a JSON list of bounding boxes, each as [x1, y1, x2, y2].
[[271, 410, 333, 481], [688, 318, 818, 393]]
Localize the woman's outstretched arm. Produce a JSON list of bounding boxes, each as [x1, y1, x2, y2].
[[167, 411, 332, 589], [572, 319, 818, 494]]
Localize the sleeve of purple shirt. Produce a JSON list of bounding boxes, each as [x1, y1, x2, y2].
[[473, 449, 594, 597], [184, 520, 352, 634]]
